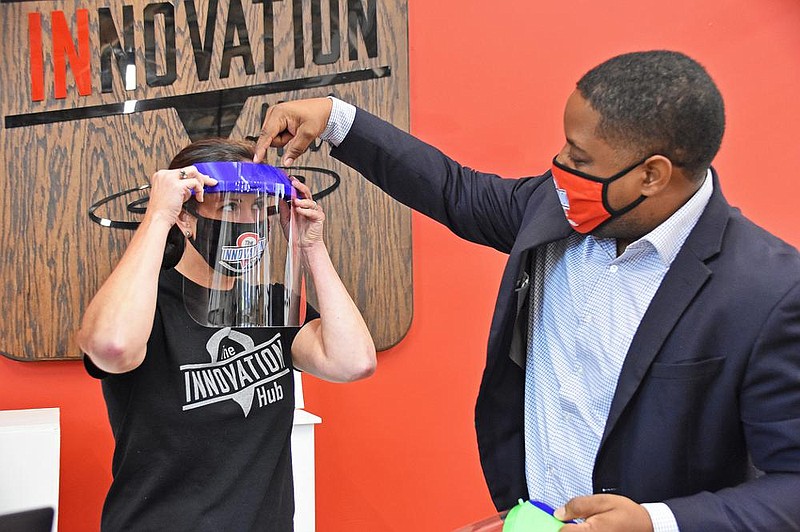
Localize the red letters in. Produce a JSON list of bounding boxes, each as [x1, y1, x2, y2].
[[29, 10, 93, 101]]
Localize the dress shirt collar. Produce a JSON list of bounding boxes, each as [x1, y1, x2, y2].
[[613, 169, 714, 266]]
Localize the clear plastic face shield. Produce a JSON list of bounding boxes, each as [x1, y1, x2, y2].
[[182, 162, 304, 328]]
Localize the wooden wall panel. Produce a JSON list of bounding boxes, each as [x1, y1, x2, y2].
[[0, 0, 410, 360]]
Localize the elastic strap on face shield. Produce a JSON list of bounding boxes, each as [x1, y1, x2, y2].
[[87, 165, 341, 229], [275, 166, 341, 202], [88, 183, 151, 229]]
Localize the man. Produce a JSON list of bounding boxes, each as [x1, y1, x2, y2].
[[254, 51, 800, 531]]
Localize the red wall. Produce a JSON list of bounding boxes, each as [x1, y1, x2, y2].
[[2, 1, 800, 530]]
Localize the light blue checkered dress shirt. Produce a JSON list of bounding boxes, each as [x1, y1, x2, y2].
[[524, 173, 712, 532]]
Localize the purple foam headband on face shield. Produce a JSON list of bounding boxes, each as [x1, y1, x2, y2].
[[193, 162, 295, 197]]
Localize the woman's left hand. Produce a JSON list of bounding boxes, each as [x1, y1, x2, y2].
[[284, 175, 377, 383], [281, 176, 325, 249]]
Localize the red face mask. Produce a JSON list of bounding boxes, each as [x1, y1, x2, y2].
[[551, 155, 649, 233]]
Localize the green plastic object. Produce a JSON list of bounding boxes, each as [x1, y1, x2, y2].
[[502, 499, 564, 532]]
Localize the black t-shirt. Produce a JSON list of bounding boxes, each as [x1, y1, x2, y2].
[[85, 268, 319, 531]]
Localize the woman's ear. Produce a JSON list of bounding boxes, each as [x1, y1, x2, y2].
[[176, 209, 195, 237]]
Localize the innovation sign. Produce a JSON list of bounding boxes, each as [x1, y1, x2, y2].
[[0, 0, 411, 359]]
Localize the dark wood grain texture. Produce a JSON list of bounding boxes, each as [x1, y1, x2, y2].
[[1, 0, 411, 360]]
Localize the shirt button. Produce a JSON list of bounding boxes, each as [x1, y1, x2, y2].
[[609, 264, 619, 273]]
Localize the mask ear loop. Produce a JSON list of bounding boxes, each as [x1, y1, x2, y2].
[[599, 157, 651, 216], [162, 225, 186, 270], [600, 181, 647, 217]]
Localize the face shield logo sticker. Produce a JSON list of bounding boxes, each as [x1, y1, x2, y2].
[[219, 232, 266, 273]]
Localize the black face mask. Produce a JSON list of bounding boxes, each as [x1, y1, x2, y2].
[[188, 214, 266, 274]]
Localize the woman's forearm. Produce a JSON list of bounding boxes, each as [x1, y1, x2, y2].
[[295, 242, 376, 382]]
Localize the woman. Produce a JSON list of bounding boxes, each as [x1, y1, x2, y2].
[[78, 138, 376, 531]]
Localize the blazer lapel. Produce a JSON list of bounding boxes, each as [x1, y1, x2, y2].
[[505, 176, 572, 368], [514, 174, 574, 252], [599, 169, 731, 449]]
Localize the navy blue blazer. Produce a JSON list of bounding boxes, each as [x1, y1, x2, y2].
[[332, 107, 800, 531]]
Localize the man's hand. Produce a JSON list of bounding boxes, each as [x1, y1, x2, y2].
[[253, 97, 333, 165], [555, 494, 654, 532]]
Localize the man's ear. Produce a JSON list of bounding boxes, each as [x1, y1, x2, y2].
[[640, 155, 673, 197]]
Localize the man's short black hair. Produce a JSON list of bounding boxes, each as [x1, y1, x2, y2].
[[577, 50, 725, 181]]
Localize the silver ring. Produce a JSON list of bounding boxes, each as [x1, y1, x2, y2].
[[179, 169, 188, 179]]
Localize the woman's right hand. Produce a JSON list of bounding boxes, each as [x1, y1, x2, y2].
[[145, 166, 217, 225]]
